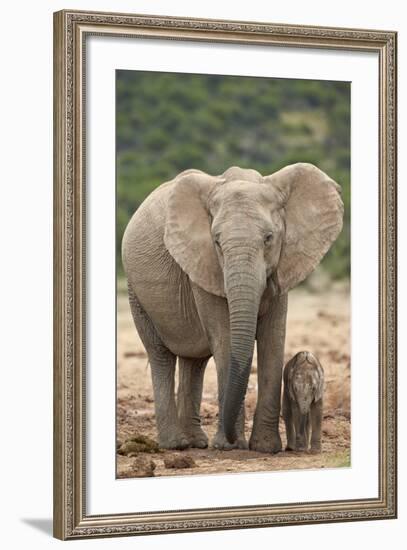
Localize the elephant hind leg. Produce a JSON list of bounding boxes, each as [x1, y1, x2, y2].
[[127, 283, 189, 450], [177, 357, 209, 448]]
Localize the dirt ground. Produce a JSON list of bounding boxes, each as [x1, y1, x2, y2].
[[116, 281, 350, 478]]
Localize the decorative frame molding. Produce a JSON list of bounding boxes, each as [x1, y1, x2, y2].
[[53, 9, 397, 540]]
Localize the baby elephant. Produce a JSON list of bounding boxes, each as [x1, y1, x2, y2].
[[282, 351, 324, 453]]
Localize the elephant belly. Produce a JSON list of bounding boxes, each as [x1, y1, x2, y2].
[[131, 279, 211, 359]]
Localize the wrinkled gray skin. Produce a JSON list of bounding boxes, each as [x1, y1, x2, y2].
[[282, 351, 324, 453], [122, 164, 343, 453]]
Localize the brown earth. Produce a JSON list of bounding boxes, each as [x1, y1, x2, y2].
[[116, 281, 350, 478]]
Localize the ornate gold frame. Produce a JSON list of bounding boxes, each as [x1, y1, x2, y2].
[[53, 9, 397, 540]]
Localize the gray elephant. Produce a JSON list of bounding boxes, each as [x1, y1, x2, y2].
[[282, 351, 324, 453], [122, 163, 343, 453]]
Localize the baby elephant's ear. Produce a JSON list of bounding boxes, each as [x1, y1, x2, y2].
[[265, 163, 344, 295], [164, 172, 225, 297], [314, 364, 325, 402], [285, 355, 298, 402]]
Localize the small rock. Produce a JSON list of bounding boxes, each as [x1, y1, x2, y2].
[[118, 434, 160, 455], [322, 426, 336, 438], [164, 455, 196, 469], [341, 409, 351, 420], [132, 456, 156, 477]]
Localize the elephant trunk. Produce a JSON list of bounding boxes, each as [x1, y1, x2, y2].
[[298, 412, 310, 450], [222, 252, 265, 443]]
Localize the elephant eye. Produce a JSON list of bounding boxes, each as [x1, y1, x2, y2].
[[264, 232, 273, 244], [214, 233, 221, 247]]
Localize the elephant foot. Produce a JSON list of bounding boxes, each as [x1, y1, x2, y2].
[[158, 432, 190, 450], [210, 431, 248, 451], [185, 428, 209, 449], [285, 445, 296, 452], [295, 439, 308, 452], [310, 444, 321, 454], [249, 432, 282, 454]]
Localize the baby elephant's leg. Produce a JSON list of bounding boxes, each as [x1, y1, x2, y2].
[[282, 391, 296, 451], [305, 412, 311, 450], [310, 400, 323, 453]]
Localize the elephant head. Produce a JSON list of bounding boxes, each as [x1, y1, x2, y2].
[[287, 351, 324, 415], [164, 164, 343, 443]]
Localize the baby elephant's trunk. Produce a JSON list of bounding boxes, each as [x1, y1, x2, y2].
[[299, 413, 308, 434], [297, 412, 310, 450]]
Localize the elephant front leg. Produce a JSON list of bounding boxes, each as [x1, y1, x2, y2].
[[211, 349, 248, 450], [250, 293, 288, 454], [177, 357, 209, 448], [189, 284, 247, 450]]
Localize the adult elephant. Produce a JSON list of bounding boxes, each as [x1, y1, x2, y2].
[[122, 164, 343, 453]]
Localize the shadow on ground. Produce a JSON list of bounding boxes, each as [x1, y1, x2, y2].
[[21, 518, 53, 537]]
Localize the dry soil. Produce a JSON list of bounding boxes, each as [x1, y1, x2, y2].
[[116, 282, 350, 478]]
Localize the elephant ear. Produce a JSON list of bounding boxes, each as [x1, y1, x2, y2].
[[285, 356, 298, 402], [314, 362, 325, 402], [164, 172, 225, 297], [265, 163, 344, 295]]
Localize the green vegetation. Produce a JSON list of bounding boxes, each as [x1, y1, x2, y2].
[[117, 71, 350, 279], [324, 449, 351, 469]]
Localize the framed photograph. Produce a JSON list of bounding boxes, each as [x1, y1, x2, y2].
[[53, 9, 397, 540]]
